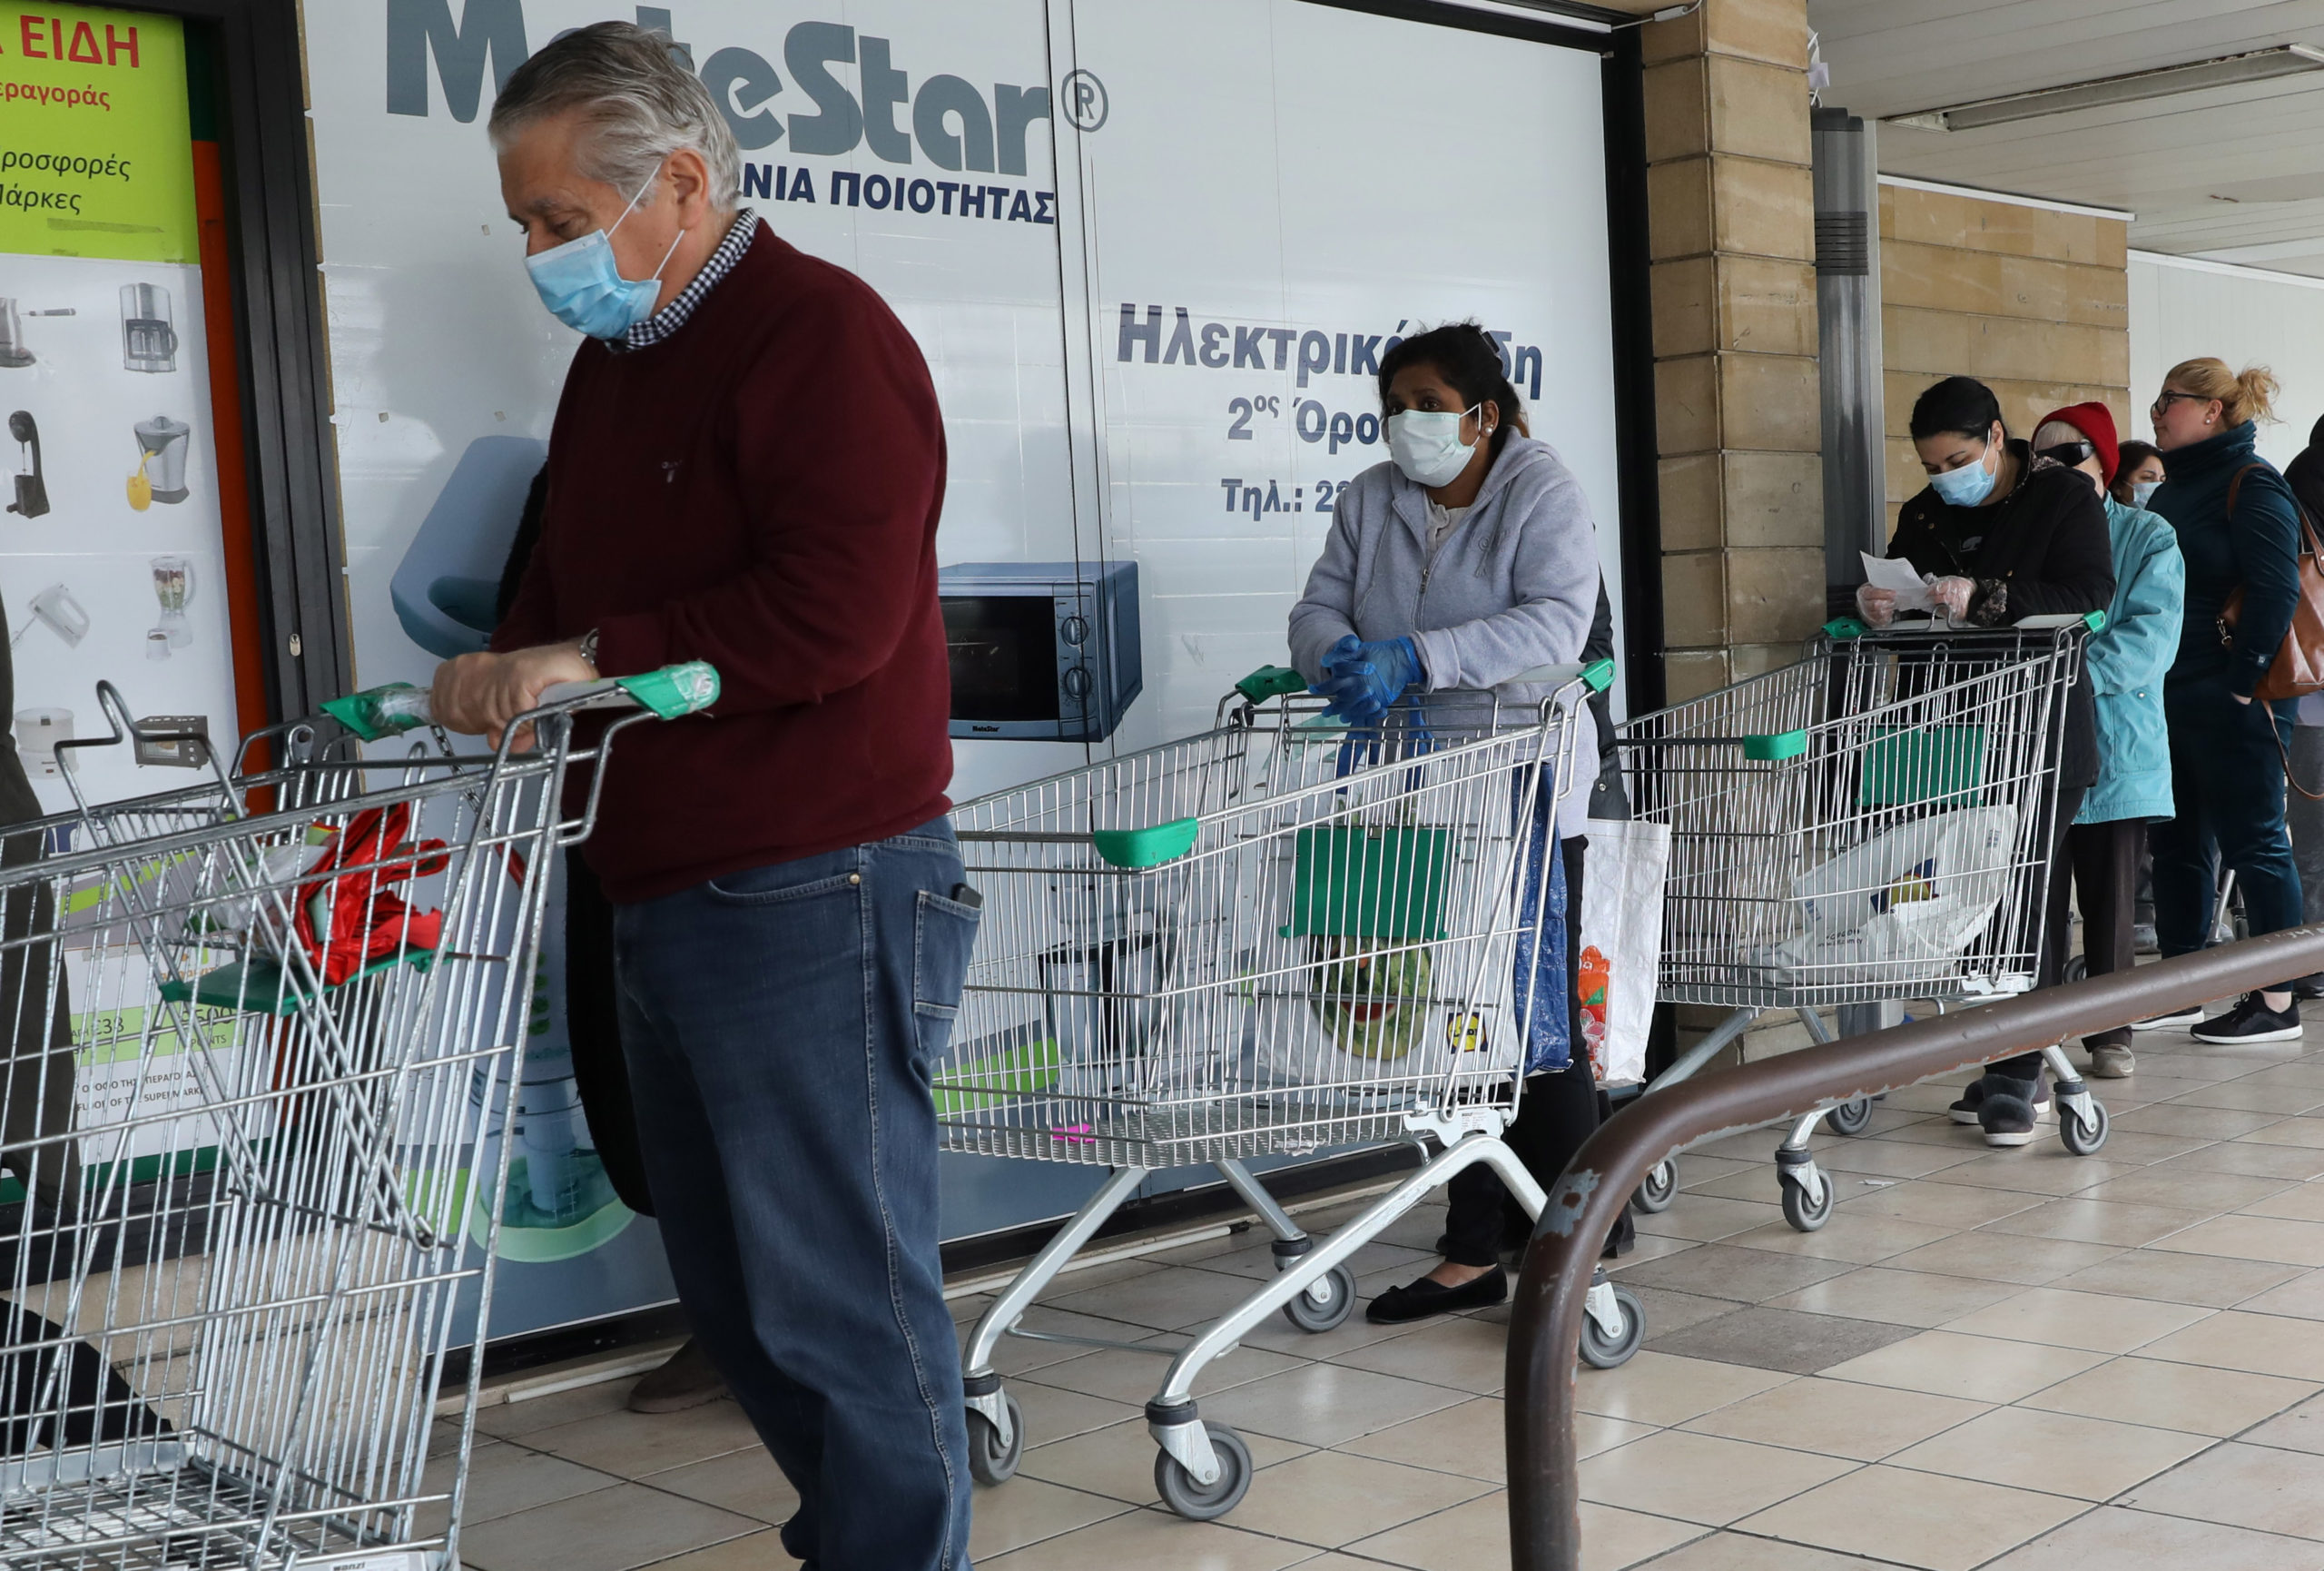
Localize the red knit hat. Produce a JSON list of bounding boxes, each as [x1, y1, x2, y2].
[[2034, 401, 2121, 487]]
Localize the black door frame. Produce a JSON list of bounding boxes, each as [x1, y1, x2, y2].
[[127, 0, 347, 721]]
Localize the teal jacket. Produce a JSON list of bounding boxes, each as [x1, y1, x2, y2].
[[2078, 494, 2184, 825]]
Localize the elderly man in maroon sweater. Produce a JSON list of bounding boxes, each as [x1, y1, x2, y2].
[[430, 25, 979, 1569]]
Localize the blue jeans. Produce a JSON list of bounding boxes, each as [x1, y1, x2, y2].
[[2152, 677, 2305, 957], [613, 818, 980, 1570]]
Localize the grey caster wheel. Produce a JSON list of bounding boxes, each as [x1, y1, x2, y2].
[[1155, 1423, 1253, 1520], [1633, 1158, 1677, 1213], [1579, 1283, 1645, 1368], [1780, 1169, 1834, 1231], [2061, 1097, 2110, 1157], [1825, 1097, 1875, 1137], [1280, 1264, 1357, 1333], [966, 1391, 1024, 1486]]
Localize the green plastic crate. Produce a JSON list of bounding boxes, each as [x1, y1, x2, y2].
[[1281, 826, 1449, 941], [1859, 726, 1986, 808]]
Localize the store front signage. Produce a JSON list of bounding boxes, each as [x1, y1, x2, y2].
[[0, 1, 194, 262], [386, 0, 1059, 175]]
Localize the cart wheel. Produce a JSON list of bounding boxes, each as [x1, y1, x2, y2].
[[1155, 1424, 1252, 1521], [1579, 1285, 1646, 1369], [1281, 1265, 1356, 1333], [2060, 1100, 2111, 1158], [2063, 953, 2089, 983], [967, 1392, 1024, 1486], [1826, 1098, 1875, 1137], [1633, 1160, 1678, 1214], [1781, 1171, 1834, 1232]]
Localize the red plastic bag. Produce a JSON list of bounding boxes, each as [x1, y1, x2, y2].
[[291, 804, 448, 986]]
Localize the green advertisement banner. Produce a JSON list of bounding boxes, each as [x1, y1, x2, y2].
[[0, 3, 193, 262]]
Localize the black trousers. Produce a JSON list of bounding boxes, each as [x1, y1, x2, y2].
[[2049, 818, 2142, 1052], [1437, 837, 1632, 1267], [565, 851, 655, 1217], [1992, 783, 2086, 1082]]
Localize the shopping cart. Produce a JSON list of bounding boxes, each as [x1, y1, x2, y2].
[[1614, 614, 2102, 1232], [0, 661, 716, 1571], [943, 660, 1641, 1521]]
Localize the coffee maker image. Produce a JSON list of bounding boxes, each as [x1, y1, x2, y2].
[[120, 283, 176, 373], [389, 435, 547, 657]]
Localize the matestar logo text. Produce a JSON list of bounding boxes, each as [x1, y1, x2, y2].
[[385, 2, 1057, 178]]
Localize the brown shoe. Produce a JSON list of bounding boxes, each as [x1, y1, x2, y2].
[[626, 1339, 729, 1414]]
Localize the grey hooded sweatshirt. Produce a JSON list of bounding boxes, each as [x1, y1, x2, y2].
[[1288, 434, 1604, 835]]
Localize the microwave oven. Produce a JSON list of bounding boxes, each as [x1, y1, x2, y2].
[[940, 560, 1142, 742]]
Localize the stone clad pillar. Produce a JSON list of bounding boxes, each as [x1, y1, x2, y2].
[[1641, 0, 1825, 704]]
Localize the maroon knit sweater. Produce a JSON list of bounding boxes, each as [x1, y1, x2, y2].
[[495, 223, 951, 902]]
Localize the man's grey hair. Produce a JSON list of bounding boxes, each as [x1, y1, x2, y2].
[[489, 22, 739, 209]]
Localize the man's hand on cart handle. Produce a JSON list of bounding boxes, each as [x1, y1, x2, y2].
[[431, 639, 599, 751], [1854, 583, 1897, 628], [1926, 577, 1974, 619]]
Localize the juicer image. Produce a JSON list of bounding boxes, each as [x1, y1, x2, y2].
[[7, 411, 45, 519], [389, 435, 547, 657], [120, 283, 176, 373], [0, 301, 74, 370], [148, 556, 192, 657], [132, 415, 191, 506]]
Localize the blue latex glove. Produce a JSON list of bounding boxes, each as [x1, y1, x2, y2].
[[1309, 634, 1423, 724]]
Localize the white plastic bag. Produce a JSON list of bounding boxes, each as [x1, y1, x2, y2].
[[1748, 805, 2017, 986], [1578, 818, 1669, 1086]]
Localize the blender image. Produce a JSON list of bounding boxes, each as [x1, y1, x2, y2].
[[120, 283, 176, 373], [149, 556, 192, 658], [131, 415, 191, 509]]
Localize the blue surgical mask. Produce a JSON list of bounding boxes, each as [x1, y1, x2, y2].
[[1930, 445, 1999, 508], [1386, 404, 1484, 488], [525, 166, 686, 340], [2132, 479, 2162, 509]]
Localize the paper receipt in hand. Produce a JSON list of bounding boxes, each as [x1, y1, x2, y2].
[[1860, 552, 1937, 613]]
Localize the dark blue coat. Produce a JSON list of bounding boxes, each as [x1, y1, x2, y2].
[[2150, 420, 2303, 697]]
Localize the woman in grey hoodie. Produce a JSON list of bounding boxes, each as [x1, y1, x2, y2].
[[1287, 323, 1627, 1324]]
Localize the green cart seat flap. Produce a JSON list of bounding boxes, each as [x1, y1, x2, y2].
[[1743, 730, 1807, 762], [1091, 816, 1200, 868], [1860, 724, 1986, 807], [1282, 825, 1450, 941], [159, 947, 439, 1017], [932, 1038, 1061, 1115]]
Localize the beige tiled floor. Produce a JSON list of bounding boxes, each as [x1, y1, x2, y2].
[[434, 1022, 2324, 1569]]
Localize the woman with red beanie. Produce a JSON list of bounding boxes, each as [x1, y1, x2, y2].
[[2028, 403, 2183, 1078]]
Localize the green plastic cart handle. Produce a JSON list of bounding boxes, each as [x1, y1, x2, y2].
[[1092, 816, 1200, 868], [1824, 618, 1867, 641], [1581, 657, 1615, 694], [1236, 665, 1310, 703], [323, 660, 722, 742]]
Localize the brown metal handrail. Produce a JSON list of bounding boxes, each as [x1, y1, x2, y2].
[[1504, 926, 2324, 1571]]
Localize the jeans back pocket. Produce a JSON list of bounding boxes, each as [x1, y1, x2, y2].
[[913, 888, 983, 1061]]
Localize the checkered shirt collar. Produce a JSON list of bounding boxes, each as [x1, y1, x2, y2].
[[610, 207, 759, 353]]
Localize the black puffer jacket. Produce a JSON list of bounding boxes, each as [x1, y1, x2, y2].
[[1886, 440, 2116, 786]]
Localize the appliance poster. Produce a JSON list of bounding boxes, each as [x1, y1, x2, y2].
[[301, 0, 1620, 1341], [0, 7, 240, 1219]]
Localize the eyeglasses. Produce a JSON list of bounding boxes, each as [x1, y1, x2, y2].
[[2152, 390, 2210, 418], [2035, 440, 2096, 467]]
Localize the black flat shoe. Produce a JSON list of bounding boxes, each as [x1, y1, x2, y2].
[[1365, 1268, 1507, 1325]]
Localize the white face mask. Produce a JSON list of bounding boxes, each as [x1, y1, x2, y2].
[[1386, 405, 1484, 489], [2132, 479, 2161, 509]]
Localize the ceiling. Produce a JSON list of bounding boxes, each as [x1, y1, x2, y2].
[[1812, 0, 2324, 274]]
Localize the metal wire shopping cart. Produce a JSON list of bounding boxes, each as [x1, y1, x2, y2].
[[0, 662, 716, 1571], [942, 660, 1642, 1521], [1614, 614, 2102, 1233]]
